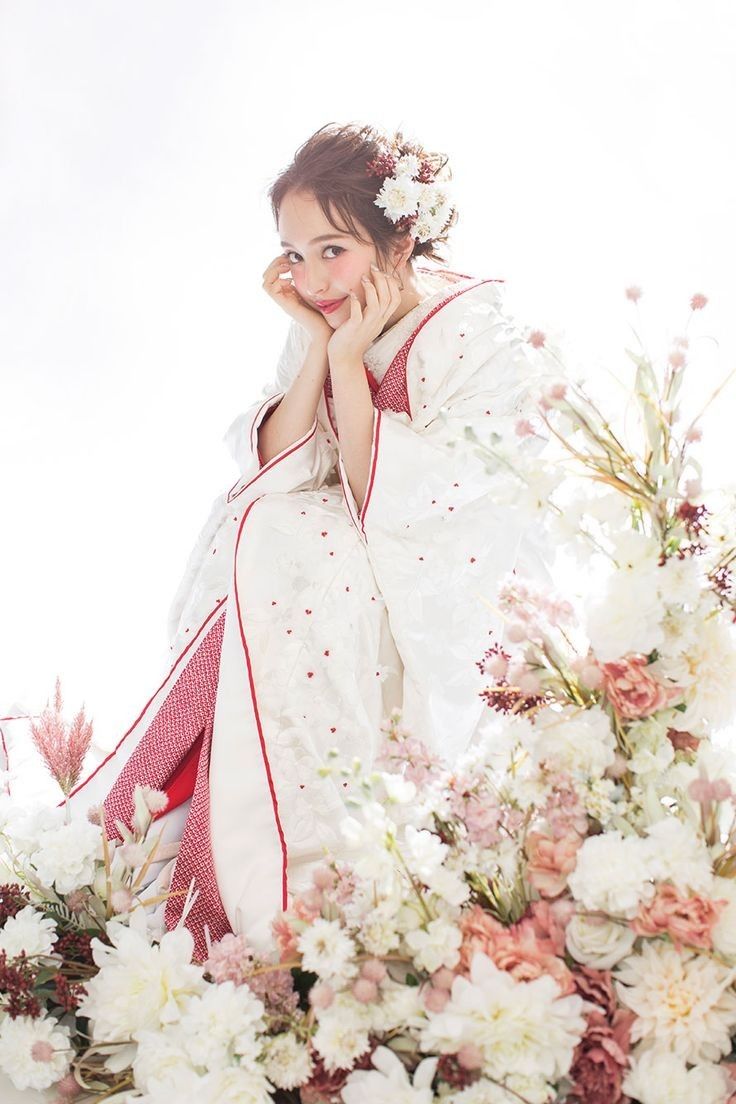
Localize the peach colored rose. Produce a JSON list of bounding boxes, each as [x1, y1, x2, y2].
[[600, 654, 682, 720], [526, 830, 582, 898], [631, 883, 728, 949]]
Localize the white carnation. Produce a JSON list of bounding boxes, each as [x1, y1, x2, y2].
[[32, 818, 103, 894], [420, 952, 586, 1082], [529, 705, 616, 777], [177, 980, 265, 1069], [644, 817, 714, 894], [615, 941, 736, 1062], [622, 1047, 731, 1104], [0, 1012, 71, 1091], [565, 914, 637, 970], [0, 905, 59, 960], [567, 830, 655, 918], [586, 565, 665, 662], [404, 917, 462, 973], [311, 994, 371, 1072]]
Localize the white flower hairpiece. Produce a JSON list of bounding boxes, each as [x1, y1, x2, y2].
[[366, 142, 455, 245]]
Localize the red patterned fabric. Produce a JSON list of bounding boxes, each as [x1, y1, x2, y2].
[[102, 609, 232, 960]]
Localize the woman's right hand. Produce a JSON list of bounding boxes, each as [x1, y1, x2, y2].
[[262, 254, 332, 343]]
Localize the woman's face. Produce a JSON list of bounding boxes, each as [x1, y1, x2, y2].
[[277, 189, 386, 327]]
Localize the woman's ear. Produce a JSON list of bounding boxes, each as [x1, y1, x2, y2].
[[390, 231, 415, 273]]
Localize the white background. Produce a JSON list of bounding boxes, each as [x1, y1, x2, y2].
[[2, 0, 735, 761]]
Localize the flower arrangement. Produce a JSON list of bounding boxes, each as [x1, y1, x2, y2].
[[2, 287, 736, 1104]]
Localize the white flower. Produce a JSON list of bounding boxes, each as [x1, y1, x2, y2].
[[446, 1076, 555, 1103], [297, 918, 357, 983], [374, 175, 422, 222], [358, 900, 402, 956], [420, 952, 586, 1082], [263, 1032, 313, 1090], [4, 804, 65, 856], [311, 995, 371, 1072], [622, 1047, 731, 1104], [32, 817, 103, 894], [565, 913, 637, 970], [567, 830, 655, 918], [528, 705, 616, 778], [586, 565, 665, 662], [342, 1045, 438, 1103], [370, 982, 426, 1034], [643, 817, 714, 894], [0, 1012, 72, 1091], [711, 876, 736, 959], [0, 905, 59, 960], [395, 153, 422, 179], [177, 980, 265, 1069], [657, 554, 703, 609], [77, 918, 206, 1040], [403, 827, 470, 907], [132, 1025, 196, 1092], [404, 917, 462, 973], [675, 616, 736, 733], [615, 941, 736, 1062], [202, 1064, 273, 1102]]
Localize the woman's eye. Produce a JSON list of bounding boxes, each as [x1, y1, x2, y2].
[[284, 246, 344, 264]]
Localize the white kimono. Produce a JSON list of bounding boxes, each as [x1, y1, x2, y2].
[[64, 266, 549, 957]]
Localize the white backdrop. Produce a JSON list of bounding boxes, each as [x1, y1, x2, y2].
[[2, 0, 735, 763]]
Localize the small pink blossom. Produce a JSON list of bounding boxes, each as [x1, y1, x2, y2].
[[688, 776, 733, 804], [527, 329, 546, 348], [674, 335, 690, 349], [205, 931, 255, 983], [457, 1044, 484, 1070], [685, 425, 703, 443], [309, 981, 335, 1010], [361, 958, 387, 983], [431, 966, 455, 990], [600, 654, 683, 720], [625, 285, 642, 303], [690, 292, 708, 310], [53, 1072, 82, 1100], [110, 888, 135, 914], [683, 477, 702, 499], [515, 418, 536, 438], [312, 864, 337, 891], [423, 983, 450, 1012], [352, 977, 378, 1003], [668, 350, 686, 369], [271, 914, 299, 962], [293, 888, 323, 921]]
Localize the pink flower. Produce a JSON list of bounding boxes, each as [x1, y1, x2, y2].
[[30, 677, 93, 797], [464, 795, 503, 848], [631, 883, 728, 949], [458, 906, 575, 995], [625, 285, 642, 303], [204, 932, 254, 983], [690, 292, 708, 310], [270, 914, 299, 961], [527, 329, 546, 348], [666, 726, 701, 752], [526, 830, 582, 898], [685, 425, 703, 442], [599, 654, 683, 720], [668, 350, 686, 369], [515, 418, 536, 438], [567, 1008, 634, 1104]]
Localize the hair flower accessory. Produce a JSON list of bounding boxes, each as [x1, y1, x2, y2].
[[366, 140, 455, 244]]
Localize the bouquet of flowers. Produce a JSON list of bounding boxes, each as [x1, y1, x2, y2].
[[2, 287, 735, 1104]]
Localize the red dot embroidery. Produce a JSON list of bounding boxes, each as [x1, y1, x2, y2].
[[420, 376, 426, 382], [322, 497, 328, 502], [448, 506, 455, 512], [329, 551, 335, 556], [324, 649, 330, 656], [299, 783, 305, 789], [286, 629, 292, 634], [321, 531, 328, 537], [330, 726, 337, 733], [431, 499, 436, 505], [345, 586, 350, 592], [459, 354, 463, 359], [305, 609, 312, 615], [185, 628, 190, 633], [418, 556, 424, 561], [371, 596, 376, 602], [460, 332, 465, 337], [271, 600, 277, 606], [307, 672, 314, 678], [470, 557, 476, 563], [453, 482, 459, 487], [300, 510, 306, 515]]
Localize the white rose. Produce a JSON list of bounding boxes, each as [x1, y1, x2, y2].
[[565, 914, 637, 970]]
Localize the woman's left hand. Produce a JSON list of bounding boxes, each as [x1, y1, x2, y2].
[[327, 263, 402, 368]]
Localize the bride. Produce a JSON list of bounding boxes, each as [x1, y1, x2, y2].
[[65, 121, 549, 961]]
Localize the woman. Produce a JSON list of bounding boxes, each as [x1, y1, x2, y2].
[[65, 122, 550, 960]]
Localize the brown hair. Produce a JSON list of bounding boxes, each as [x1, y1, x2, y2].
[[267, 121, 458, 271]]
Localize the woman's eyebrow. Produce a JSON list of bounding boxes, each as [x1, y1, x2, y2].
[[280, 233, 352, 247]]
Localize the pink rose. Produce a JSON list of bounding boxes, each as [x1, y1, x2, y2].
[[600, 654, 682, 720], [526, 830, 582, 898], [568, 1008, 634, 1104], [631, 883, 728, 949]]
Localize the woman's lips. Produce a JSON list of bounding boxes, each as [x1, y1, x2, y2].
[[317, 297, 347, 314]]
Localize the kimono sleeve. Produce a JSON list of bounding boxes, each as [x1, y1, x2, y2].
[[337, 325, 554, 760], [222, 319, 337, 500]]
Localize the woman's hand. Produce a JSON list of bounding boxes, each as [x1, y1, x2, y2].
[[327, 263, 402, 367], [262, 254, 332, 343]]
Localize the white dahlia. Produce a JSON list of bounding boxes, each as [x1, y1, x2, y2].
[[622, 1047, 731, 1104]]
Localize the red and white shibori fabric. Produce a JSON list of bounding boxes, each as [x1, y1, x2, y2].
[[64, 266, 550, 960]]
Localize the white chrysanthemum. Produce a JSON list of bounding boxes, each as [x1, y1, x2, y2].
[[32, 817, 103, 894], [622, 1047, 731, 1104], [0, 1012, 72, 1091], [0, 905, 59, 960], [529, 704, 616, 778], [374, 174, 422, 222], [586, 565, 665, 662], [358, 900, 402, 956], [657, 554, 703, 609], [567, 830, 655, 918], [263, 1032, 312, 1090], [615, 941, 736, 1062], [643, 817, 714, 894], [370, 982, 426, 1034], [311, 995, 371, 1072], [203, 1063, 275, 1102], [674, 616, 736, 733], [565, 914, 637, 970], [711, 875, 736, 959], [77, 920, 206, 1040], [404, 917, 462, 973], [134, 1061, 203, 1101], [416, 181, 451, 216], [177, 980, 265, 1069], [420, 952, 586, 1082], [132, 1025, 196, 1092], [342, 1044, 438, 1104], [446, 1075, 554, 1103], [297, 918, 357, 983], [395, 153, 422, 178]]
